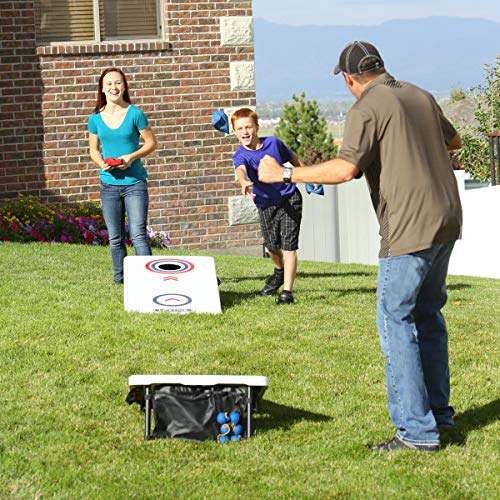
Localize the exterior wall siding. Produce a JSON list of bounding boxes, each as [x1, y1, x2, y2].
[[0, 1, 261, 250]]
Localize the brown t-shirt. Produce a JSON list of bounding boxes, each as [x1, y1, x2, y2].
[[338, 72, 463, 258]]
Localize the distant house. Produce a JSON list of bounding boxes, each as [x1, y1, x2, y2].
[[0, 1, 261, 250]]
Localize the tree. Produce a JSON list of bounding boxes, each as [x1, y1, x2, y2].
[[457, 55, 500, 181], [274, 92, 338, 165], [448, 85, 468, 103]]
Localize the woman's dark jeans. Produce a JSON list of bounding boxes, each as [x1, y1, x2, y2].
[[100, 181, 152, 283]]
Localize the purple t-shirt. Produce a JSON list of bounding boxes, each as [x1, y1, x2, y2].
[[232, 136, 296, 207]]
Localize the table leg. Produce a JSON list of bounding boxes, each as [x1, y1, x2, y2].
[[144, 386, 151, 440], [246, 386, 252, 438]]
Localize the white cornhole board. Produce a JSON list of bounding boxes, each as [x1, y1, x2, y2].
[[124, 256, 221, 314]]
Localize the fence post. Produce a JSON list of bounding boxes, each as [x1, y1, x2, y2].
[[487, 132, 500, 186]]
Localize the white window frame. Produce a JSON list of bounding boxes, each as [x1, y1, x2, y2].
[[35, 0, 164, 45]]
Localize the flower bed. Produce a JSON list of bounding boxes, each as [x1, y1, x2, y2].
[[0, 195, 170, 249]]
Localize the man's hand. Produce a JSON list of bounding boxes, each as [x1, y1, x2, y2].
[[258, 155, 284, 183]]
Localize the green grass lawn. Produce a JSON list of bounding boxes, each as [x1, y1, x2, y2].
[[0, 242, 498, 498]]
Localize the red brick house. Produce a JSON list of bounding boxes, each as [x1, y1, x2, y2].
[[0, 1, 261, 250]]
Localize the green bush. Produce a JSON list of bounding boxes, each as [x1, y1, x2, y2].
[[275, 92, 338, 164], [457, 56, 500, 181], [0, 196, 108, 244], [449, 86, 468, 103], [0, 195, 170, 248]]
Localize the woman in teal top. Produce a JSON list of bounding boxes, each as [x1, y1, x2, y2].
[[88, 67, 157, 283]]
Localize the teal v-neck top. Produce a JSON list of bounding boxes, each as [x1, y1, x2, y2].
[[88, 104, 149, 185]]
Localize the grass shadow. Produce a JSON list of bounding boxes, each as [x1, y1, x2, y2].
[[223, 271, 376, 284], [219, 290, 262, 309], [331, 286, 377, 297], [254, 399, 332, 434], [219, 285, 377, 309], [440, 398, 500, 448], [447, 283, 473, 291], [296, 271, 376, 279]]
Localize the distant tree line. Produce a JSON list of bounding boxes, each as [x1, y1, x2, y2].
[[257, 99, 353, 121]]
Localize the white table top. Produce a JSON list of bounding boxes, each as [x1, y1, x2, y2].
[[128, 374, 269, 388]]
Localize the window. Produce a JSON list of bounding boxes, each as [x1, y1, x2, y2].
[[34, 0, 162, 43]]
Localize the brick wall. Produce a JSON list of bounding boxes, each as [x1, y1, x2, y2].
[[0, 1, 262, 250]]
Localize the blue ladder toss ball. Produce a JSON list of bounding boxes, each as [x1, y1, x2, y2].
[[216, 412, 229, 425], [229, 411, 240, 424], [220, 423, 231, 435], [216, 410, 243, 443]]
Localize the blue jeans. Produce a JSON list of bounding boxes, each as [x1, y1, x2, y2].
[[376, 241, 456, 445], [100, 181, 152, 283]]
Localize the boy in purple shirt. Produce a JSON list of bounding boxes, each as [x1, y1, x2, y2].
[[231, 108, 304, 304]]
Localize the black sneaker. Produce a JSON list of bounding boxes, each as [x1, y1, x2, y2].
[[261, 271, 284, 295], [369, 436, 439, 452], [277, 290, 294, 305]]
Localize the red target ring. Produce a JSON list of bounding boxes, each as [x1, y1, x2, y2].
[[145, 259, 195, 274]]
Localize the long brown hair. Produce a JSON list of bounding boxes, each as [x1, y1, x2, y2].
[[93, 67, 132, 113]]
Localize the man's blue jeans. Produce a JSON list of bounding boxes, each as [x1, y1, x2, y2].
[[100, 181, 152, 283], [376, 241, 456, 445]]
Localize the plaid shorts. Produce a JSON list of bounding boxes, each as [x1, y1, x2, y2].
[[258, 189, 303, 251]]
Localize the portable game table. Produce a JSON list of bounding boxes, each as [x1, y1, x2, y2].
[[128, 374, 269, 440]]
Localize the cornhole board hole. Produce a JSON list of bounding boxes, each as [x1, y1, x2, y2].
[[124, 256, 221, 314], [127, 375, 269, 441]]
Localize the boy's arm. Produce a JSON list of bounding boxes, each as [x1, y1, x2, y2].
[[235, 165, 256, 199]]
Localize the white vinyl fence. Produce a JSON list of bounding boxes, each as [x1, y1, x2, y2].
[[298, 172, 500, 280]]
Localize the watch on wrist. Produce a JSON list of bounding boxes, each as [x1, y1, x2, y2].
[[282, 166, 293, 184]]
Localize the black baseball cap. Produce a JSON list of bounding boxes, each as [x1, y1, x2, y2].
[[333, 41, 383, 76]]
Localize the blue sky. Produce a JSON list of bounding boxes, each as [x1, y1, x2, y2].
[[252, 0, 500, 26]]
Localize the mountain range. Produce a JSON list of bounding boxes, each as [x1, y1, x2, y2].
[[254, 16, 499, 101]]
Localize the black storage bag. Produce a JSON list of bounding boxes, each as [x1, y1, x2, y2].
[[151, 385, 247, 441]]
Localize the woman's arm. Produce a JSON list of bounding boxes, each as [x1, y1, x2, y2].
[[117, 126, 157, 168], [88, 133, 109, 171]]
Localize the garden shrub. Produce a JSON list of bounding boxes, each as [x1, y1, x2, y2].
[[0, 195, 169, 248]]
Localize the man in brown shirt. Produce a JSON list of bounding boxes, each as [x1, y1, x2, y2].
[[258, 41, 462, 452]]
